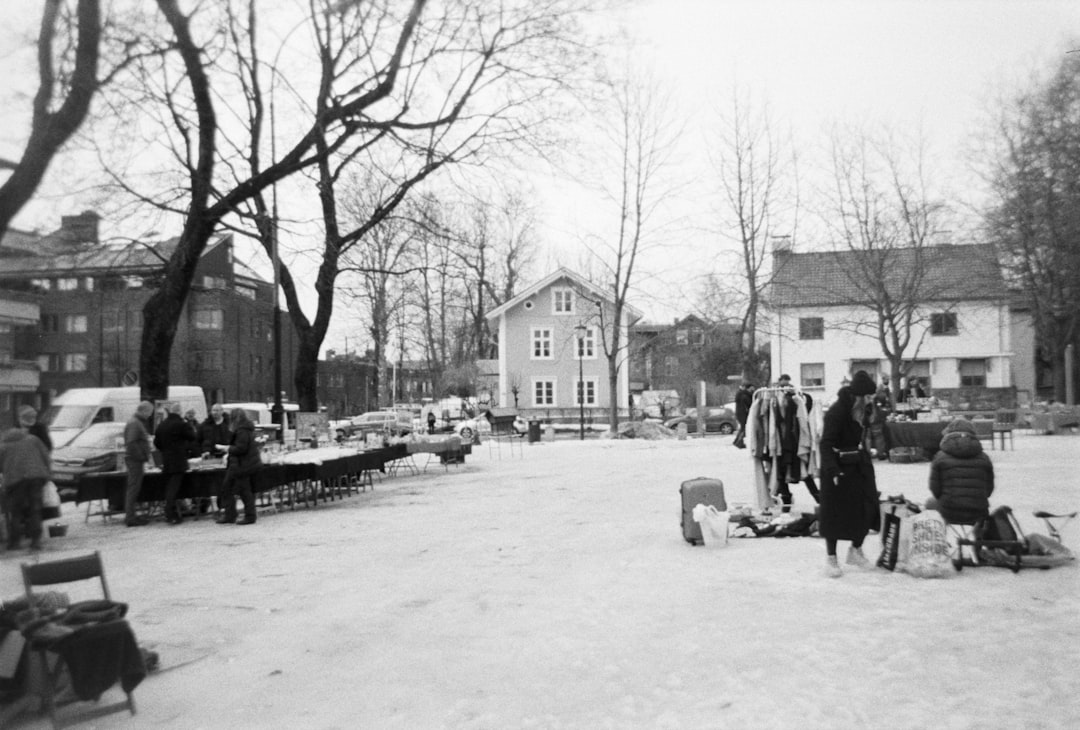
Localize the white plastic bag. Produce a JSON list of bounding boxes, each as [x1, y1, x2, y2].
[[692, 504, 730, 548], [42, 480, 61, 509], [897, 509, 953, 578]]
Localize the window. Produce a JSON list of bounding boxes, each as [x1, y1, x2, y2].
[[689, 329, 704, 346], [800, 363, 824, 387], [236, 285, 257, 301], [675, 329, 688, 345], [959, 359, 986, 387], [663, 355, 678, 376], [255, 355, 263, 373], [31, 278, 52, 291], [102, 311, 123, 332], [194, 350, 224, 370], [83, 277, 94, 292], [202, 275, 227, 289], [850, 360, 879, 380], [124, 276, 143, 289], [532, 379, 555, 406], [57, 278, 78, 291], [37, 353, 60, 372], [575, 327, 596, 359], [40, 314, 59, 333], [194, 309, 224, 330], [531, 327, 553, 359], [931, 312, 958, 336], [575, 377, 598, 406], [64, 353, 88, 372], [64, 315, 87, 333], [799, 317, 824, 340], [552, 288, 574, 314]]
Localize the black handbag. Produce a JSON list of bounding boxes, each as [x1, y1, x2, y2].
[[835, 449, 862, 465]]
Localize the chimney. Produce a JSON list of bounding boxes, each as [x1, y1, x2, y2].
[[771, 234, 793, 257], [59, 210, 100, 245]]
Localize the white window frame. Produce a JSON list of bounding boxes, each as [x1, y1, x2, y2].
[[800, 362, 824, 388], [64, 353, 88, 372], [64, 314, 88, 333], [531, 327, 553, 359], [552, 287, 575, 315], [531, 378, 556, 406], [56, 278, 79, 291], [575, 376, 598, 406], [574, 326, 597, 359], [194, 308, 224, 330]]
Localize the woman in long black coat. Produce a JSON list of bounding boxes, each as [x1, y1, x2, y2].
[[818, 370, 878, 577]]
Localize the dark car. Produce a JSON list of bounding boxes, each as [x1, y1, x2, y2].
[[50, 421, 126, 495], [664, 407, 738, 434]]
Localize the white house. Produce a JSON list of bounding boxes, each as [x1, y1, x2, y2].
[[766, 243, 1017, 402], [485, 267, 642, 419]]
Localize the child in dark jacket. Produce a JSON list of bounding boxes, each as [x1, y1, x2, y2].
[[925, 418, 994, 524]]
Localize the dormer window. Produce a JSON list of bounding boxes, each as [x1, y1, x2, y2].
[[552, 287, 574, 314]]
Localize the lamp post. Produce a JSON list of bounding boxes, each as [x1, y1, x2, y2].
[[575, 323, 586, 441]]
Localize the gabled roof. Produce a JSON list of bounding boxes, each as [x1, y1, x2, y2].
[[485, 266, 644, 323], [770, 243, 1006, 308], [0, 236, 182, 275]]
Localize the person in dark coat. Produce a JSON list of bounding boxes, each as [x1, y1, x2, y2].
[[818, 370, 878, 577], [732, 380, 753, 449], [1, 405, 52, 551], [925, 418, 993, 525], [123, 401, 155, 527], [216, 408, 262, 525], [153, 402, 198, 524], [200, 403, 231, 457]]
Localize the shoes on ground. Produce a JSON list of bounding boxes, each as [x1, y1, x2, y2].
[[215, 517, 237, 525], [846, 546, 872, 569], [125, 517, 150, 527], [825, 555, 843, 578], [166, 516, 183, 525], [237, 516, 256, 525]]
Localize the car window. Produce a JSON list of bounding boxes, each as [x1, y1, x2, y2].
[[68, 424, 124, 449]]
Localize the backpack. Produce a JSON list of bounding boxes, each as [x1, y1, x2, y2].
[[975, 506, 1026, 548]]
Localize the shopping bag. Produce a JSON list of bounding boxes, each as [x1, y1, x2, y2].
[[876, 509, 903, 571], [897, 509, 953, 579], [692, 504, 730, 548], [42, 480, 61, 509]]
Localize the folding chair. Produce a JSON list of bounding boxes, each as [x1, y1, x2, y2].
[[953, 507, 1027, 573], [991, 409, 1016, 450], [21, 552, 142, 728]]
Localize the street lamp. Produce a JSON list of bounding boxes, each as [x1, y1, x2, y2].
[[575, 323, 587, 441]]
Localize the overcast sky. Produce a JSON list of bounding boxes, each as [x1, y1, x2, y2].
[[2, 0, 1079, 347]]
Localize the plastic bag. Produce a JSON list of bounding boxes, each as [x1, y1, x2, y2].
[[897, 509, 953, 578], [42, 480, 61, 509], [692, 504, 730, 548]]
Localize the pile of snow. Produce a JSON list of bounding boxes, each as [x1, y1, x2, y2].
[[616, 420, 676, 439]]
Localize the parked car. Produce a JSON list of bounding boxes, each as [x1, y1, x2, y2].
[[50, 421, 126, 495], [350, 410, 413, 437], [664, 407, 738, 434]]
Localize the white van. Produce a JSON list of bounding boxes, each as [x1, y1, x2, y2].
[[43, 386, 208, 448], [221, 402, 300, 444]]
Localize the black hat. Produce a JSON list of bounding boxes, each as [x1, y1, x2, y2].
[[849, 370, 876, 396]]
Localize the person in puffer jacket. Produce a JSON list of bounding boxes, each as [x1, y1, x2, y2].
[[925, 418, 994, 524]]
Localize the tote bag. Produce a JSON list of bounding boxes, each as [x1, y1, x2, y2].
[[692, 504, 730, 548]]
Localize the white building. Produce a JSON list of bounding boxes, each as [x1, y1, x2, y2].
[[766, 243, 1016, 403]]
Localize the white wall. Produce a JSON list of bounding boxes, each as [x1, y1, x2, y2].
[[769, 301, 1013, 397]]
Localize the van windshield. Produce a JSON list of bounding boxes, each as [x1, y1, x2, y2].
[[42, 405, 97, 430]]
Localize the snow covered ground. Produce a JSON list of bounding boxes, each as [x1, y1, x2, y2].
[[3, 429, 1079, 729]]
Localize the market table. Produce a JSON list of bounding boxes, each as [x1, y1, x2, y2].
[[74, 445, 411, 517], [884, 421, 949, 458]]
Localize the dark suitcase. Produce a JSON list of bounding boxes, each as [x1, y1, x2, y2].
[[680, 477, 726, 545]]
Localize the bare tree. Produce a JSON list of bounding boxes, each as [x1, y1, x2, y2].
[[811, 126, 958, 397], [582, 64, 682, 428], [708, 91, 798, 383], [979, 50, 1080, 402], [0, 0, 101, 235]]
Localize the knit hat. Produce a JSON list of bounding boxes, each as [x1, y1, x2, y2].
[[849, 370, 876, 396], [942, 418, 976, 436], [17, 405, 37, 427]]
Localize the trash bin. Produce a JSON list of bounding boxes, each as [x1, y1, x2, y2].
[[528, 420, 542, 443]]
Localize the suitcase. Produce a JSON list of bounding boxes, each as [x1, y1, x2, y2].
[[680, 477, 726, 545]]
